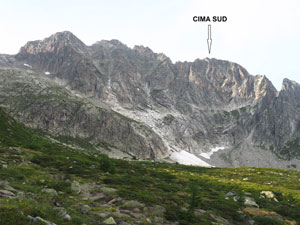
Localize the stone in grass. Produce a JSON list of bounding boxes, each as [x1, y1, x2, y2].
[[41, 188, 58, 196], [81, 205, 91, 214], [260, 191, 278, 202], [194, 208, 207, 216], [64, 214, 71, 221], [27, 215, 57, 225], [133, 207, 140, 213], [8, 147, 21, 153], [244, 197, 259, 208], [112, 210, 130, 218], [101, 187, 117, 195], [209, 213, 231, 225], [0, 189, 15, 198], [150, 205, 166, 215], [94, 211, 110, 218], [123, 200, 145, 208], [54, 207, 71, 221], [103, 216, 117, 224], [0, 181, 16, 192], [71, 181, 81, 194], [224, 191, 240, 201]]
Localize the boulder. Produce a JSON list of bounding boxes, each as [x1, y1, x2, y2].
[[71, 181, 81, 194], [224, 191, 240, 201], [150, 205, 166, 215], [103, 216, 117, 225], [194, 209, 207, 216], [27, 215, 57, 225], [64, 214, 71, 221], [0, 189, 15, 198], [260, 191, 275, 198], [244, 197, 259, 208], [81, 205, 91, 214], [0, 181, 16, 192], [260, 191, 278, 201], [54, 207, 71, 220], [8, 147, 21, 153], [209, 213, 231, 225], [41, 188, 58, 196], [94, 211, 110, 218], [113, 210, 130, 218], [101, 187, 117, 195], [123, 200, 145, 208]]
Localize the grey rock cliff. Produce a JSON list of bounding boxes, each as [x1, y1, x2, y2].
[[0, 31, 300, 168], [0, 68, 167, 159]]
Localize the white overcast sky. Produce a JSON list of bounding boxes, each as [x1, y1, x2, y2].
[[0, 0, 299, 90]]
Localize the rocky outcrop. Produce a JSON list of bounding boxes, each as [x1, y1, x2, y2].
[[16, 31, 106, 98], [0, 68, 168, 159], [0, 31, 300, 167], [251, 78, 300, 159]]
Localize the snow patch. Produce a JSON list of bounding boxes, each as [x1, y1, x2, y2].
[[44, 72, 51, 75], [24, 63, 32, 68], [170, 150, 211, 167], [200, 147, 225, 159]]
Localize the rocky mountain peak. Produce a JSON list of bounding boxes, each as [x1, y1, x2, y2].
[[281, 78, 300, 91], [254, 75, 277, 99], [17, 31, 87, 58], [52, 30, 78, 40], [133, 45, 154, 56], [92, 39, 129, 50], [279, 78, 300, 102], [133, 45, 171, 63], [109, 39, 127, 47]]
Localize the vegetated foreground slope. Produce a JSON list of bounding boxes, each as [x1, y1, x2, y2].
[[0, 108, 300, 225], [1, 31, 300, 168]]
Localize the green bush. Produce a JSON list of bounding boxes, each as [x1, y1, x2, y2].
[[0, 208, 31, 225], [253, 216, 284, 225], [100, 155, 116, 174], [164, 205, 199, 225], [188, 182, 200, 213]]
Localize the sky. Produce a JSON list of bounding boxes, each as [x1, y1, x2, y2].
[[0, 0, 299, 90]]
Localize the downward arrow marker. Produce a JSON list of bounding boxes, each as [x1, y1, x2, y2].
[[207, 24, 212, 54]]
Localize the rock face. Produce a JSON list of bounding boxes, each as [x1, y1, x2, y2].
[[0, 31, 300, 168], [0, 68, 167, 159], [16, 31, 104, 97]]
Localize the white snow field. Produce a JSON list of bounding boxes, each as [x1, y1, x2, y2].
[[170, 150, 211, 167], [200, 147, 225, 159]]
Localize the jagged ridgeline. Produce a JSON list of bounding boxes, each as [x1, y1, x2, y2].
[[0, 31, 300, 168]]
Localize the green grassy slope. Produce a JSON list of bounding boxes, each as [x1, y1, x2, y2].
[[0, 108, 300, 225]]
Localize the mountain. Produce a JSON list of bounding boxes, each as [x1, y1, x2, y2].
[[0, 31, 300, 169]]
